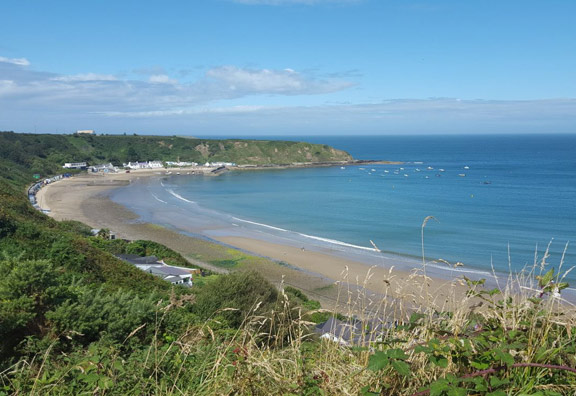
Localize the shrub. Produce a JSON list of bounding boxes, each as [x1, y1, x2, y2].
[[193, 271, 278, 328]]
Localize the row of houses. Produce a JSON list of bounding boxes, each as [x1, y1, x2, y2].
[[165, 161, 198, 167], [124, 161, 237, 169], [205, 161, 236, 167], [123, 161, 164, 170], [62, 160, 238, 172], [28, 173, 72, 212]]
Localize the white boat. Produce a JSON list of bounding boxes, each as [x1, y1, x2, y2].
[[371, 168, 376, 172], [425, 176, 429, 179], [341, 167, 345, 170], [359, 167, 365, 170], [404, 174, 409, 177], [464, 166, 470, 170], [439, 169, 445, 172], [400, 167, 404, 170], [415, 168, 421, 172], [458, 173, 466, 177], [384, 170, 389, 173], [427, 166, 434, 170]]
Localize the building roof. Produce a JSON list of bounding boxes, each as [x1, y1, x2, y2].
[[148, 265, 191, 277]]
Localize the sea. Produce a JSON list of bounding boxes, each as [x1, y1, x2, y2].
[[110, 134, 576, 293]]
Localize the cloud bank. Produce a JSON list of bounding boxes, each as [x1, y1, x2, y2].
[[1, 56, 574, 135], [0, 57, 350, 112]]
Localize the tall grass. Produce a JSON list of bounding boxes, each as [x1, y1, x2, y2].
[[2, 242, 575, 395]]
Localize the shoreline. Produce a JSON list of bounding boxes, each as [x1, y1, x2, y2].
[[36, 171, 496, 312]]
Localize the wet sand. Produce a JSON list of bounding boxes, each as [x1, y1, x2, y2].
[[36, 170, 471, 314]]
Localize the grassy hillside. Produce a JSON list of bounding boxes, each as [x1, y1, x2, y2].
[[1, 132, 575, 395], [0, 132, 353, 183]]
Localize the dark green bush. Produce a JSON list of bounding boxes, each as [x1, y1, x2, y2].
[[193, 271, 278, 328]]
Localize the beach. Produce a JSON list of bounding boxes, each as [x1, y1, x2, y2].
[[36, 170, 476, 314]]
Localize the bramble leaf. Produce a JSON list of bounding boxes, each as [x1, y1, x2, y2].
[[391, 360, 411, 377]]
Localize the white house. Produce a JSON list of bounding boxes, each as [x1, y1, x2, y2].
[[148, 161, 164, 169], [90, 163, 117, 173], [123, 161, 164, 169], [115, 254, 195, 287], [76, 130, 94, 135]]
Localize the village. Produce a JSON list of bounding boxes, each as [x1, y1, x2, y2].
[[26, 157, 240, 289]]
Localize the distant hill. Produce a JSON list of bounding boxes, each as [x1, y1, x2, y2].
[[0, 132, 353, 184]]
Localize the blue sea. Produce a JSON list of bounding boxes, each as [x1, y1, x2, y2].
[[110, 134, 576, 289]]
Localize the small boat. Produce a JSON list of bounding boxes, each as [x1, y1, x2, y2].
[[464, 166, 470, 170], [384, 170, 389, 173], [425, 176, 429, 179], [439, 169, 445, 172], [483, 181, 492, 184], [399, 167, 404, 170], [371, 168, 376, 172], [436, 174, 442, 177], [393, 171, 399, 175], [415, 168, 421, 172], [359, 167, 365, 170], [458, 174, 466, 177], [427, 166, 434, 170], [341, 166, 346, 170], [176, 172, 181, 175], [404, 174, 409, 177]]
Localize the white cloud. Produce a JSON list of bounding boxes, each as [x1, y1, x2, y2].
[[0, 59, 353, 129], [148, 74, 179, 84], [0, 56, 30, 66], [51, 73, 118, 82], [205, 66, 352, 94]]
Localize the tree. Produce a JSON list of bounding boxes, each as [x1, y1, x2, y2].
[[126, 147, 139, 162]]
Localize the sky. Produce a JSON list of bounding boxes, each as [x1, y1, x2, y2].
[[1, 0, 575, 136]]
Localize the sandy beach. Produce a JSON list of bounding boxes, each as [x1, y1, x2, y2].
[[36, 170, 472, 314]]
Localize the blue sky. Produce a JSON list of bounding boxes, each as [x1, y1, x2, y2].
[[1, 0, 575, 135]]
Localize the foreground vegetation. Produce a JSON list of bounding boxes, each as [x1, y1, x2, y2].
[[1, 131, 575, 395]]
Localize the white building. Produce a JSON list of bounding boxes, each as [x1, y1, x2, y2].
[[63, 162, 87, 169], [165, 161, 198, 167], [123, 161, 164, 169], [76, 130, 95, 135], [90, 163, 117, 173], [148, 161, 164, 169], [205, 161, 236, 167]]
